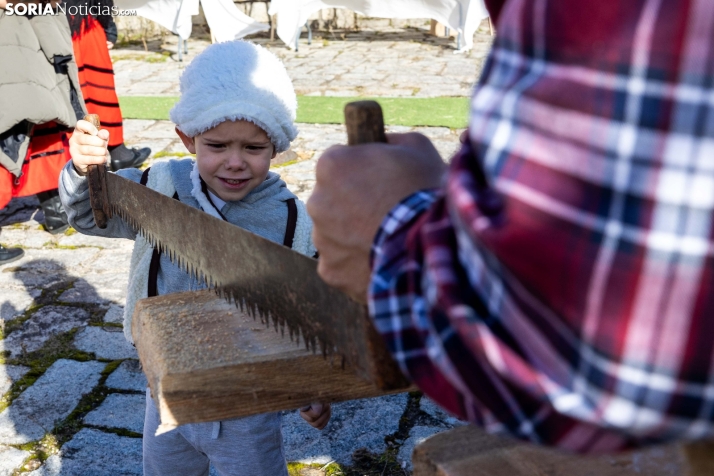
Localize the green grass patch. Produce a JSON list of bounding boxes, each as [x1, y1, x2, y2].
[[288, 462, 343, 476], [119, 96, 469, 128]]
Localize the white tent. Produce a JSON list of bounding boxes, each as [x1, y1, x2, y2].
[[115, 0, 269, 43], [269, 0, 489, 51], [114, 0, 488, 51]]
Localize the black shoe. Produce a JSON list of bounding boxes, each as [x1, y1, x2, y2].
[[110, 144, 151, 171], [0, 244, 24, 265], [37, 190, 69, 235]]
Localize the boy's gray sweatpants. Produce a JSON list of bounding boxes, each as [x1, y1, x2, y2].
[[144, 390, 288, 476]]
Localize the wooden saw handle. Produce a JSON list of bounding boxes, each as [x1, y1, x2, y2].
[[344, 100, 387, 145], [342, 101, 412, 390], [84, 114, 110, 229]]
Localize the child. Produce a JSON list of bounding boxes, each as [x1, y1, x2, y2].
[[59, 40, 331, 476]]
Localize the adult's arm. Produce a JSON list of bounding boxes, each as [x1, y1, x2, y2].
[[310, 0, 714, 453]]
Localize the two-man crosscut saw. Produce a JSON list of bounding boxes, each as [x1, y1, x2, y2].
[[84, 102, 409, 390]]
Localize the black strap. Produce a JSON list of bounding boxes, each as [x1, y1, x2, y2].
[[283, 198, 297, 248], [142, 167, 181, 298], [140, 167, 151, 185], [199, 176, 228, 221]]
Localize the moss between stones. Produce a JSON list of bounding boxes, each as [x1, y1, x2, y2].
[[271, 159, 301, 169], [111, 52, 169, 63], [0, 329, 96, 413], [10, 359, 136, 474], [151, 150, 194, 159], [42, 242, 102, 251], [288, 462, 345, 476]]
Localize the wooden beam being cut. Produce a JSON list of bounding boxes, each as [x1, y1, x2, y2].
[[412, 425, 714, 476], [132, 290, 413, 431]]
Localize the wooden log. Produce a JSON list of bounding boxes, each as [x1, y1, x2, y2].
[[132, 290, 414, 431], [412, 425, 714, 476]]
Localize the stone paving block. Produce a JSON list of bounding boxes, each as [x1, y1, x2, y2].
[[88, 247, 134, 273], [103, 304, 124, 324], [121, 119, 156, 139], [74, 327, 138, 360], [0, 286, 34, 321], [85, 393, 145, 434], [6, 249, 98, 287], [1, 306, 90, 358], [57, 280, 102, 305], [59, 277, 125, 307], [282, 393, 408, 466], [124, 138, 174, 156], [105, 359, 149, 392], [397, 425, 445, 471], [0, 365, 30, 396], [0, 359, 104, 444], [144, 121, 181, 139], [0, 229, 50, 250], [59, 233, 132, 251], [27, 428, 142, 476], [0, 444, 30, 476], [105, 360, 147, 392]]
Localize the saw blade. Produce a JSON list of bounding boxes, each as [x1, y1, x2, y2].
[[106, 172, 403, 388]]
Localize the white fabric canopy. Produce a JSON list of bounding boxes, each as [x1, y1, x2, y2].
[[268, 0, 489, 51], [115, 0, 269, 42]]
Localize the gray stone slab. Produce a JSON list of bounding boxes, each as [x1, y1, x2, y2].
[[2, 306, 90, 358], [1, 249, 99, 289], [55, 232, 127, 250], [60, 274, 128, 306], [103, 304, 124, 324], [0, 365, 30, 396], [73, 327, 138, 360], [0, 287, 34, 322], [105, 360, 146, 392], [0, 444, 30, 476], [84, 393, 145, 434], [0, 359, 104, 444], [397, 425, 445, 471], [85, 247, 134, 273], [27, 428, 142, 476], [282, 393, 408, 466]]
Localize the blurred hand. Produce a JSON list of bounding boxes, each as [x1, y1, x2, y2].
[[106, 41, 114, 50], [300, 403, 331, 430], [307, 133, 446, 303], [69, 120, 110, 176]]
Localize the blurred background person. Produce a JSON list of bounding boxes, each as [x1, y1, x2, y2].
[[1, 0, 85, 262]]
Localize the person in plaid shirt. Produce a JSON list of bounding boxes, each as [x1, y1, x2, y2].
[[308, 0, 714, 452]]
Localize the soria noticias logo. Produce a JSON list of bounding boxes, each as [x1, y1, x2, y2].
[[4, 3, 136, 16]]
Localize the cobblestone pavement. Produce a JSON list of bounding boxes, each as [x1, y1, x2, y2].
[[112, 21, 494, 98], [0, 18, 484, 474]]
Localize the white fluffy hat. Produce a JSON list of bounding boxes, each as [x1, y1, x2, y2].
[[170, 40, 298, 152]]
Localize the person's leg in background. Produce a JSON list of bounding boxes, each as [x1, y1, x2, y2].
[[70, 13, 150, 170], [0, 168, 24, 265]]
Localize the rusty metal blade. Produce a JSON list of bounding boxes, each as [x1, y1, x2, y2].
[[105, 172, 407, 389]]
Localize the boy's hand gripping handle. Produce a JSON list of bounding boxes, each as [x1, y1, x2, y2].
[[84, 114, 110, 229]]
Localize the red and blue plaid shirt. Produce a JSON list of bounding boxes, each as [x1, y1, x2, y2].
[[369, 0, 714, 452]]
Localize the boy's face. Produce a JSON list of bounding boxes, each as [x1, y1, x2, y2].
[[176, 120, 276, 202]]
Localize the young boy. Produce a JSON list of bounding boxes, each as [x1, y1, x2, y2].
[[59, 40, 331, 476]]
